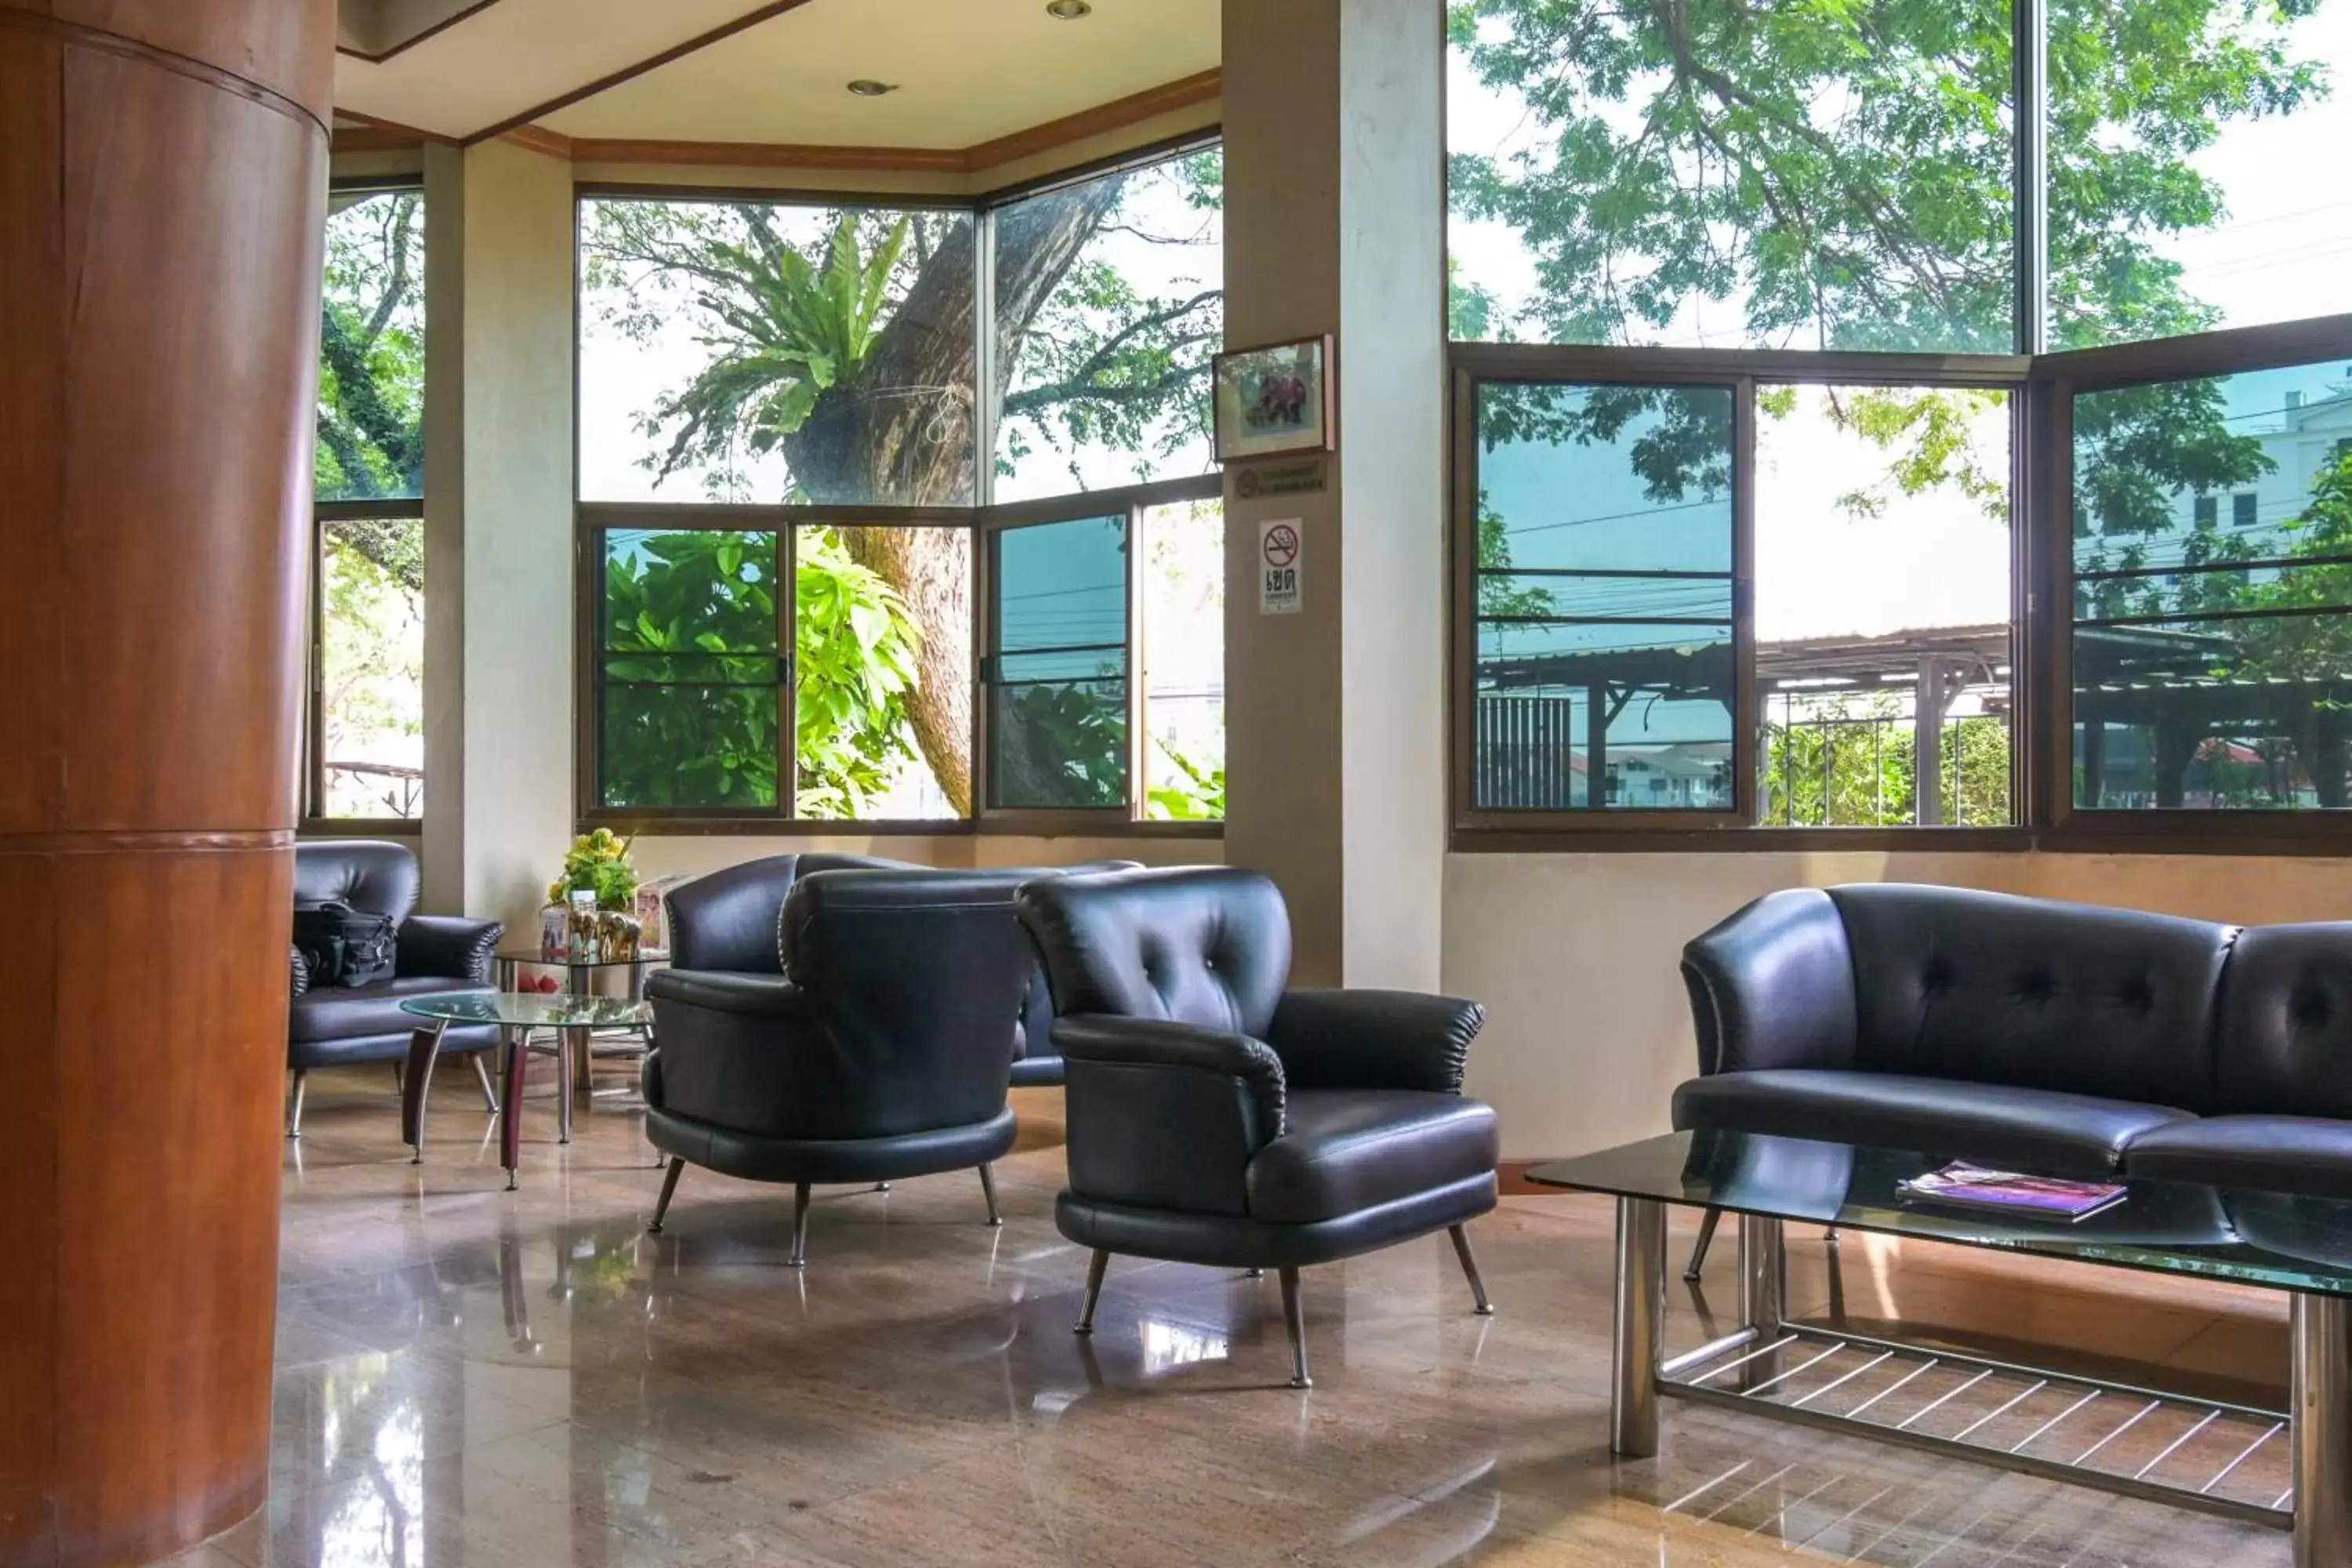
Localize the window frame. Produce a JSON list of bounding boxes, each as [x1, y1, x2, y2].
[[1449, 321, 2352, 852], [307, 177, 428, 837], [569, 138, 1225, 838]]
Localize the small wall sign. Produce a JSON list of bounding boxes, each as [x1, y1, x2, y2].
[[1235, 456, 1327, 499], [1258, 517, 1302, 615]]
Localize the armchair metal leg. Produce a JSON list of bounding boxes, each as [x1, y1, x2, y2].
[[648, 1157, 684, 1234], [470, 1053, 499, 1112], [978, 1163, 1003, 1227], [872, 1181, 891, 1192], [1279, 1266, 1312, 1389], [285, 1070, 307, 1140], [786, 1182, 811, 1269], [1075, 1248, 1109, 1334], [1448, 1223, 1496, 1316], [1684, 1207, 1722, 1283]]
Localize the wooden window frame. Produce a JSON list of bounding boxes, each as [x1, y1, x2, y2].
[[1450, 321, 2352, 853], [307, 176, 428, 837]]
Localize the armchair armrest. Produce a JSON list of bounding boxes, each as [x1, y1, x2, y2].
[[643, 972, 813, 1134], [645, 969, 803, 1018], [289, 944, 309, 1000], [396, 915, 503, 984], [1054, 1014, 1287, 1214], [1266, 989, 1484, 1094], [1681, 888, 1859, 1076]]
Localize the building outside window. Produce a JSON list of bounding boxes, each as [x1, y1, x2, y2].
[[312, 183, 426, 824], [1447, 0, 2352, 838]]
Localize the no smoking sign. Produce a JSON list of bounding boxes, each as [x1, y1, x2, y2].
[[1258, 517, 1302, 615]]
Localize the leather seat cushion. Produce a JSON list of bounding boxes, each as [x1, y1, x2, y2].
[[2125, 1116, 2352, 1200], [1673, 1069, 2195, 1176], [1008, 1053, 1063, 1089], [1246, 1089, 1501, 1224], [289, 977, 495, 1043], [1058, 1172, 1497, 1270], [646, 1105, 1018, 1185]]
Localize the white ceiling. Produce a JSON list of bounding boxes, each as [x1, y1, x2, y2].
[[333, 0, 1221, 147]]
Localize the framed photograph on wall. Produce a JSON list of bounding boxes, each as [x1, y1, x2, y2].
[[1213, 335, 1334, 462]]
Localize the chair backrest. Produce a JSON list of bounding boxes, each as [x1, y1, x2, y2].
[[665, 852, 911, 973], [1016, 866, 1291, 1038], [987, 861, 1142, 1062], [778, 869, 1040, 1138], [2216, 922, 2352, 1119], [1826, 884, 2235, 1113], [293, 840, 419, 925]]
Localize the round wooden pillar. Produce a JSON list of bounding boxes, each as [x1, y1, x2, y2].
[[0, 4, 333, 1564]]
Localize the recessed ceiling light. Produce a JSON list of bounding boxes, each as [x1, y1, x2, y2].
[[846, 78, 898, 96], [1046, 0, 1093, 17]]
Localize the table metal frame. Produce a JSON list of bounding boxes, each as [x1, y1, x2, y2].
[[1608, 1198, 2352, 1566]]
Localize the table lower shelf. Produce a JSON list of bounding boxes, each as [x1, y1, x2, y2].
[[1662, 1320, 2292, 1531]]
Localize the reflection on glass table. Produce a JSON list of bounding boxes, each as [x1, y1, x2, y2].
[[1531, 1130, 2352, 1556], [398, 993, 653, 1189]]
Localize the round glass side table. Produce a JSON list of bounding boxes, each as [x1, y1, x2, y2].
[[399, 992, 653, 1189], [495, 947, 667, 1107]]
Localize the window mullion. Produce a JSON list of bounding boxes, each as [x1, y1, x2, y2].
[[2014, 0, 2049, 355], [1733, 376, 1759, 826], [779, 527, 797, 822]]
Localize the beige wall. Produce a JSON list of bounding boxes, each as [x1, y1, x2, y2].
[[1445, 851, 2352, 1160]]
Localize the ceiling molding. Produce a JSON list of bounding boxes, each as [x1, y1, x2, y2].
[[960, 67, 1218, 172], [333, 106, 459, 150], [462, 0, 818, 146], [337, 0, 513, 64], [497, 122, 576, 159], [561, 67, 1220, 177]]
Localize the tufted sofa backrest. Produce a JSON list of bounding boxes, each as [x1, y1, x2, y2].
[[293, 840, 419, 925], [1826, 884, 2236, 1113], [1016, 866, 1291, 1039], [2215, 923, 2352, 1118]]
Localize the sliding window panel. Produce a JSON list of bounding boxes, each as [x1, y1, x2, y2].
[[596, 529, 784, 811], [985, 514, 1131, 812], [1138, 496, 1226, 822], [792, 524, 972, 820], [318, 187, 425, 503], [1755, 385, 2017, 827], [316, 517, 426, 821], [2069, 358, 2352, 811], [1465, 380, 1742, 820]]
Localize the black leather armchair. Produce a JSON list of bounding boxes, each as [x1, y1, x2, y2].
[[641, 869, 1044, 1265], [659, 851, 1134, 1087], [1016, 866, 1500, 1388], [287, 840, 504, 1138]]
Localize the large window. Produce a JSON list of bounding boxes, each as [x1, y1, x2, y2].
[[574, 142, 1223, 829], [2070, 358, 2352, 811], [1449, 0, 2352, 846], [311, 185, 426, 824]]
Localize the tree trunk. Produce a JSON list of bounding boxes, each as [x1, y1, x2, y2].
[[781, 180, 1126, 815]]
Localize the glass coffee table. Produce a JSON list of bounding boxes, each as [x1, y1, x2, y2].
[[1531, 1130, 2352, 1565], [399, 993, 652, 1189], [494, 946, 667, 1105]]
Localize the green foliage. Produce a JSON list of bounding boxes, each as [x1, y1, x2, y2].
[[599, 531, 781, 808], [1147, 739, 1226, 821], [1762, 698, 2013, 826], [996, 684, 1128, 808], [547, 828, 639, 910], [793, 528, 924, 818], [316, 191, 425, 514]]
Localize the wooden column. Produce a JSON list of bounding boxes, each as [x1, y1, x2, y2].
[[0, 3, 332, 1564]]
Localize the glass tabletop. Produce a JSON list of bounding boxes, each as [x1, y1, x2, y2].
[[495, 947, 668, 968], [400, 993, 653, 1029], [1528, 1130, 2352, 1299]]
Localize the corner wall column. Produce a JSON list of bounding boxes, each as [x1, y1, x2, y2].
[[1221, 0, 1447, 987], [0, 2, 336, 1562]]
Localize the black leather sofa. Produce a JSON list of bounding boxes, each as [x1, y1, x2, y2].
[[659, 851, 1134, 1087], [287, 840, 504, 1137], [641, 869, 1047, 1264], [1017, 866, 1501, 1388], [1678, 884, 2352, 1200]]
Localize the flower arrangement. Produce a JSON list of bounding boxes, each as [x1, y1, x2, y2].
[[547, 828, 640, 912]]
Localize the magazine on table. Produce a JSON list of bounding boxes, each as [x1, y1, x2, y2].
[[1896, 1161, 2128, 1223]]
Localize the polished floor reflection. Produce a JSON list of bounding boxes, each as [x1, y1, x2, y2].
[[173, 1065, 2296, 1566]]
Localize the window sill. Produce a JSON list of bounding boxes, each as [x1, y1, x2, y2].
[[578, 812, 1223, 841], [301, 817, 423, 838], [1450, 822, 2352, 856]]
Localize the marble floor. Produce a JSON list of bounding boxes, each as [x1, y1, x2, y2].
[[181, 1062, 2299, 1567]]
